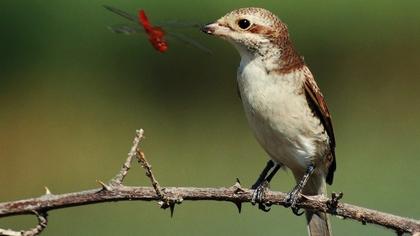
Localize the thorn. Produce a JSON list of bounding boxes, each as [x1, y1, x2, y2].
[[44, 186, 52, 195], [233, 178, 244, 194], [169, 203, 175, 217], [96, 180, 111, 191], [158, 197, 182, 217], [234, 201, 242, 214], [233, 178, 242, 188], [396, 230, 405, 236]]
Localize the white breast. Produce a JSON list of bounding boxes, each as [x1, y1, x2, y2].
[[237, 57, 328, 171]]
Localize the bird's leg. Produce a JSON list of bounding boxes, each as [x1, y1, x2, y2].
[[251, 160, 281, 212], [251, 160, 274, 189], [285, 164, 315, 216]]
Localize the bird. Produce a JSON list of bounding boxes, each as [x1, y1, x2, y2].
[[202, 7, 336, 236]]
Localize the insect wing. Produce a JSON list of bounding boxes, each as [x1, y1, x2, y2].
[[105, 6, 210, 54], [167, 32, 212, 54], [157, 20, 202, 29], [103, 5, 136, 22], [108, 24, 144, 35]]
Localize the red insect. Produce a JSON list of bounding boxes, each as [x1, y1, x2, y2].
[[104, 5, 211, 54], [138, 10, 168, 52]]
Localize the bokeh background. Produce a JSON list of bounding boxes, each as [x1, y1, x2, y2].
[[1, 0, 419, 235]]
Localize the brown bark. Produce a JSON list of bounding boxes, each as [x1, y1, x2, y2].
[[0, 129, 418, 236]]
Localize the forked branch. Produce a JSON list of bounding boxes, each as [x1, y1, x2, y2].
[[0, 129, 419, 236]]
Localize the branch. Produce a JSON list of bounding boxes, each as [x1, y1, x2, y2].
[[109, 129, 144, 186], [0, 130, 419, 236], [0, 211, 47, 236]]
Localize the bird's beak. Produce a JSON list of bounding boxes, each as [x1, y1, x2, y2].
[[201, 22, 229, 37], [201, 22, 218, 35]]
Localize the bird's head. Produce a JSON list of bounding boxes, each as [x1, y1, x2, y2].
[[202, 8, 289, 57], [202, 7, 303, 72]]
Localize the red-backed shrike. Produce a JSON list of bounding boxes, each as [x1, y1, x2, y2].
[[203, 7, 336, 236]]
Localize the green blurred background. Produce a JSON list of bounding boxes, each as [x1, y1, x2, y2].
[[1, 0, 419, 235]]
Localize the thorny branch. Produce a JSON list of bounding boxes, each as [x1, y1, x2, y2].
[[0, 129, 419, 236], [137, 149, 164, 198], [109, 129, 145, 186], [136, 149, 179, 214]]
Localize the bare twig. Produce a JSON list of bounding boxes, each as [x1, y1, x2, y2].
[[136, 141, 181, 214], [0, 129, 419, 235], [110, 129, 144, 186], [22, 211, 48, 236], [136, 150, 163, 197], [0, 228, 20, 236], [0, 211, 47, 236]]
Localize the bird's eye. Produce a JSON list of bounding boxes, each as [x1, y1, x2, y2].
[[237, 19, 251, 29]]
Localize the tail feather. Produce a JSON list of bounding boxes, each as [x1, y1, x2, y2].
[[306, 209, 332, 236], [295, 171, 332, 236]]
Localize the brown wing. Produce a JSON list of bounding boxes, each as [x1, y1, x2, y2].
[[304, 76, 336, 185]]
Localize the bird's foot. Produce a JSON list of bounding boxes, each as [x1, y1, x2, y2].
[[251, 181, 272, 212], [284, 164, 315, 216], [285, 187, 305, 216]]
